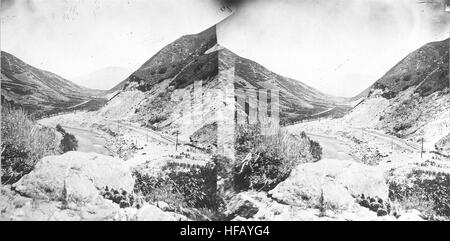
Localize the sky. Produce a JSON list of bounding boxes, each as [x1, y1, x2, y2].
[[0, 0, 230, 86], [1, 0, 449, 96]]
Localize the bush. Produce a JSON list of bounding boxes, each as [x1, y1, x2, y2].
[[309, 139, 323, 161], [389, 169, 450, 219], [56, 124, 78, 153], [100, 186, 144, 209], [133, 164, 223, 213], [356, 194, 391, 217], [232, 124, 321, 192], [1, 105, 60, 184], [158, 67, 167, 74], [60, 133, 78, 153], [56, 124, 65, 134]]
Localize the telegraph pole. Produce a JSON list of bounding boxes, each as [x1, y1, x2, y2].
[[175, 131, 179, 151], [421, 137, 424, 159]]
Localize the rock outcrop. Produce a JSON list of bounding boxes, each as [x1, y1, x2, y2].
[[225, 191, 397, 221], [269, 159, 388, 211], [12, 151, 135, 205], [1, 151, 192, 221]]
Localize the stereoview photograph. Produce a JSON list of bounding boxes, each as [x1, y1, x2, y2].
[[1, 0, 449, 223]]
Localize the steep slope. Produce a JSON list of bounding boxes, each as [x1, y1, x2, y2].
[[346, 38, 449, 152], [107, 25, 351, 136], [230, 50, 350, 124], [1, 51, 104, 116], [72, 66, 133, 90], [110, 25, 218, 93], [366, 38, 449, 99]]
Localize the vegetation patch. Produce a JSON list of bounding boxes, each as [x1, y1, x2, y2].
[[356, 194, 391, 217], [100, 186, 144, 209], [232, 124, 322, 192], [56, 124, 78, 153], [1, 105, 60, 184], [388, 168, 450, 220], [133, 162, 225, 220]]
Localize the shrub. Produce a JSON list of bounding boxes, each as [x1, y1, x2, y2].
[[60, 133, 78, 153], [356, 194, 391, 217], [309, 139, 322, 161], [133, 164, 223, 212], [1, 105, 60, 184], [232, 124, 321, 192], [56, 125, 78, 153], [388, 169, 450, 219], [158, 67, 167, 75], [100, 186, 144, 209], [56, 124, 65, 134], [233, 148, 290, 191]]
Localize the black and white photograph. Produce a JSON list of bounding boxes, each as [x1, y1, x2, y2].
[[0, 0, 449, 226]]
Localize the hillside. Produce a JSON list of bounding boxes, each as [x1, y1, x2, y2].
[[366, 38, 449, 99], [345, 38, 449, 152], [106, 25, 351, 144], [1, 51, 105, 116]]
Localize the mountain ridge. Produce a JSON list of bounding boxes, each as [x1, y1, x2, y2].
[[109, 25, 351, 126], [1, 51, 105, 116], [356, 38, 449, 99]]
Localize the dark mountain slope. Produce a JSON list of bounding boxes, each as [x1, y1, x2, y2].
[[110, 26, 217, 92], [109, 25, 351, 128]]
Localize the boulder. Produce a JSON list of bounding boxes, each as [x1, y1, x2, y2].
[[156, 201, 173, 212], [226, 192, 260, 219], [321, 180, 355, 210], [12, 151, 134, 204], [269, 159, 388, 211]]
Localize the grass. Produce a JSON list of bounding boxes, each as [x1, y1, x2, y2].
[[388, 168, 450, 220], [232, 124, 322, 192], [132, 163, 226, 220], [1, 105, 60, 184]]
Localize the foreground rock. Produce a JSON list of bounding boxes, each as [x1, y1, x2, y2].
[[1, 185, 187, 221], [226, 191, 398, 221], [226, 192, 260, 219], [269, 159, 388, 211], [13, 151, 135, 205], [1, 152, 195, 221], [0, 185, 120, 221]]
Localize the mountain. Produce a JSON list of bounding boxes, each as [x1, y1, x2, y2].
[[73, 66, 133, 90], [105, 25, 351, 145], [110, 25, 219, 93], [346, 38, 449, 152], [1, 51, 105, 116], [366, 38, 449, 99]]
